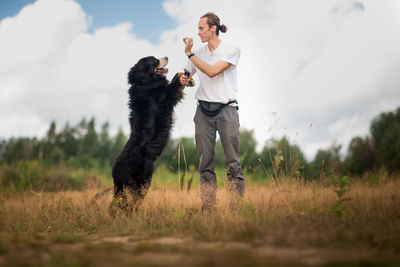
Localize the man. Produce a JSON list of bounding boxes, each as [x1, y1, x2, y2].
[[180, 12, 245, 211]]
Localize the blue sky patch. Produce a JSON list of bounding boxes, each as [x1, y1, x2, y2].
[[0, 0, 177, 44], [353, 2, 365, 11]]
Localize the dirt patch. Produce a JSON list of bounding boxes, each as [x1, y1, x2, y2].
[[80, 235, 399, 266], [1, 234, 399, 266]]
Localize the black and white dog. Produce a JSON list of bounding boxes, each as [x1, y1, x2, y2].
[[110, 56, 193, 214]]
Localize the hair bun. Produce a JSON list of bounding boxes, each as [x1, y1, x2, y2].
[[219, 24, 227, 33]]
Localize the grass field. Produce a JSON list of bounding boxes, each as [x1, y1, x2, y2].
[[1, 172, 400, 266]]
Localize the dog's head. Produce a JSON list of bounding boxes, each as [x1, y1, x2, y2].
[[128, 56, 169, 88]]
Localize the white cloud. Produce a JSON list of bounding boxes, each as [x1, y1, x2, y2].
[[327, 114, 368, 148], [164, 0, 400, 159], [0, 0, 158, 137], [0, 0, 88, 75], [0, 0, 400, 161]]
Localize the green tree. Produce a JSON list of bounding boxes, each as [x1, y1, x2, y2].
[[239, 129, 259, 173], [370, 107, 400, 171], [155, 138, 177, 170], [43, 121, 57, 163], [1, 137, 39, 164], [77, 117, 99, 167], [109, 127, 127, 166], [214, 138, 225, 169], [344, 136, 376, 175], [0, 139, 6, 162], [97, 122, 113, 168], [155, 137, 199, 172], [259, 136, 306, 179], [58, 122, 78, 160], [306, 143, 343, 179], [179, 137, 199, 170]]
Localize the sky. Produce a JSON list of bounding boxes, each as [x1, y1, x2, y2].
[[0, 0, 399, 160]]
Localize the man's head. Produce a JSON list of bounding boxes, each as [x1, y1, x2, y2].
[[198, 12, 227, 43]]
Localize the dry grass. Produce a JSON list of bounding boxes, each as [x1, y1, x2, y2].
[[1, 176, 400, 266]]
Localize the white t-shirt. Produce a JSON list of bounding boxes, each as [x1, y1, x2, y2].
[[184, 41, 240, 104]]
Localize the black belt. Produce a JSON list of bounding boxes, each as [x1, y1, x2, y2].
[[198, 100, 238, 116]]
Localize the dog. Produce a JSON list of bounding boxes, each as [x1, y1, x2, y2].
[[109, 56, 194, 215]]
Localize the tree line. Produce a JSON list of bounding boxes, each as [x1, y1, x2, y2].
[[0, 107, 399, 180]]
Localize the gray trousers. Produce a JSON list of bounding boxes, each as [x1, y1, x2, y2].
[[194, 105, 245, 209]]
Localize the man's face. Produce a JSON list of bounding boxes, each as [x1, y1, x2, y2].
[[198, 18, 215, 43]]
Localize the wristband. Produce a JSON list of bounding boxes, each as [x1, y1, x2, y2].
[[188, 53, 195, 59]]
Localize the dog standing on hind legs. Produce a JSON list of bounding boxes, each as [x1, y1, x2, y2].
[[109, 56, 194, 216]]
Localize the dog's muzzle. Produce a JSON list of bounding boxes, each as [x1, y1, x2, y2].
[[156, 56, 169, 75]]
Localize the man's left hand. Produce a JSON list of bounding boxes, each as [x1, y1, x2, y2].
[[183, 37, 193, 56]]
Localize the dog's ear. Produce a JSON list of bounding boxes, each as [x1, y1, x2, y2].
[[128, 57, 159, 85], [128, 63, 144, 85]]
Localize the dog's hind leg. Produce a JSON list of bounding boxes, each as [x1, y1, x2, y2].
[[127, 157, 154, 207], [109, 171, 133, 216], [109, 185, 129, 216]]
